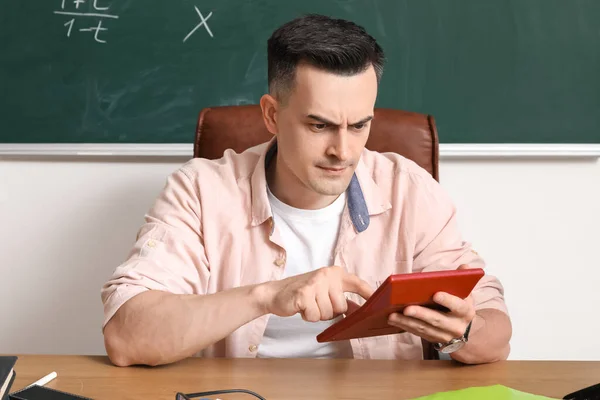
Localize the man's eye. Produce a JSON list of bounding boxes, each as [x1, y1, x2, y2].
[[312, 124, 327, 130], [353, 123, 366, 130]]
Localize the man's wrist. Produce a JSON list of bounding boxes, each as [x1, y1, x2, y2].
[[434, 318, 474, 354], [249, 281, 275, 317], [448, 313, 486, 363]]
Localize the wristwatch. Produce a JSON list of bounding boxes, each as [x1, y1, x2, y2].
[[433, 320, 473, 354]]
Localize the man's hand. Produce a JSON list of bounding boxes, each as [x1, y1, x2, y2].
[[262, 266, 374, 322], [387, 265, 476, 344]]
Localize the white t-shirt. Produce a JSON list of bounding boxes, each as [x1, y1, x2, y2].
[[257, 188, 353, 358]]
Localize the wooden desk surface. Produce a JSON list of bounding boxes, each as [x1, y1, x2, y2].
[[9, 355, 600, 400]]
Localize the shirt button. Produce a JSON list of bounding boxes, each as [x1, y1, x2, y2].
[[274, 258, 285, 267], [147, 240, 156, 248], [249, 344, 258, 352]]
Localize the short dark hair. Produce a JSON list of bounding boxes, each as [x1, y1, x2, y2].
[[267, 14, 385, 100]]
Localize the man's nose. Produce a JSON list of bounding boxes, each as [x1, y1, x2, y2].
[[326, 129, 350, 162]]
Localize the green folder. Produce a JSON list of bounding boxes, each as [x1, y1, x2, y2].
[[411, 385, 558, 400]]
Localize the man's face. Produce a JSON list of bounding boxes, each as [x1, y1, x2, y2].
[[266, 63, 378, 205]]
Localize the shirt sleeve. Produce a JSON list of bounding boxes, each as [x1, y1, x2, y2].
[[100, 165, 210, 329], [410, 173, 508, 315]]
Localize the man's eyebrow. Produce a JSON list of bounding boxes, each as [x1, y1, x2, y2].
[[350, 115, 374, 126], [306, 114, 374, 126], [306, 114, 338, 126]]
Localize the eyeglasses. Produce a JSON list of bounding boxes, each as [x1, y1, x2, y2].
[[176, 388, 266, 400]]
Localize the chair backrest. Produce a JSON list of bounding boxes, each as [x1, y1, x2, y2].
[[194, 105, 439, 181], [194, 104, 441, 360]]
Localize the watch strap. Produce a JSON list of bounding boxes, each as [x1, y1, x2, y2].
[[463, 319, 473, 341], [434, 320, 473, 351]]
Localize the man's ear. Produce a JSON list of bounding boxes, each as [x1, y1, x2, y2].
[[259, 94, 278, 136]]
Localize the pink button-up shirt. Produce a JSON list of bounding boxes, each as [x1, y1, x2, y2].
[[101, 139, 508, 360]]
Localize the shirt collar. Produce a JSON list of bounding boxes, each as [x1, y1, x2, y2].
[[250, 137, 391, 232]]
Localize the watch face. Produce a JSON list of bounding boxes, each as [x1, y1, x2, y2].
[[440, 340, 466, 354]]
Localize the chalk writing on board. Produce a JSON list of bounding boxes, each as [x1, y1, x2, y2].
[[53, 0, 119, 43], [183, 6, 214, 42]]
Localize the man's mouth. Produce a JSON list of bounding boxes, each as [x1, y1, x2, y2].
[[318, 166, 348, 174]]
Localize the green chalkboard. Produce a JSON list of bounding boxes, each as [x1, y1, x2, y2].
[[1, 0, 599, 144]]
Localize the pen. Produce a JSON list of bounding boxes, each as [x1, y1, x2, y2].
[[26, 371, 57, 388]]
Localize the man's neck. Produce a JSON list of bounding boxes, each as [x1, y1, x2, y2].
[[266, 155, 338, 210]]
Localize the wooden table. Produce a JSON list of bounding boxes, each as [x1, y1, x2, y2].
[[8, 355, 600, 399]]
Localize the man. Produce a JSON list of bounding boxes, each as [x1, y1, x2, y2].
[[101, 14, 511, 367]]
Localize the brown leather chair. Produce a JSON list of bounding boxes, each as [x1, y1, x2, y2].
[[194, 104, 441, 360], [194, 105, 439, 181]]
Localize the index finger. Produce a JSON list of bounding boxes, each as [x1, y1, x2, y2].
[[342, 274, 374, 300], [433, 291, 471, 316]]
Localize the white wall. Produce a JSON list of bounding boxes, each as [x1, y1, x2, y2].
[[1, 156, 599, 360]]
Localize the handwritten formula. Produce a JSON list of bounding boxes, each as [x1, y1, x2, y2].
[[53, 0, 119, 43], [53, 2, 215, 44]]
